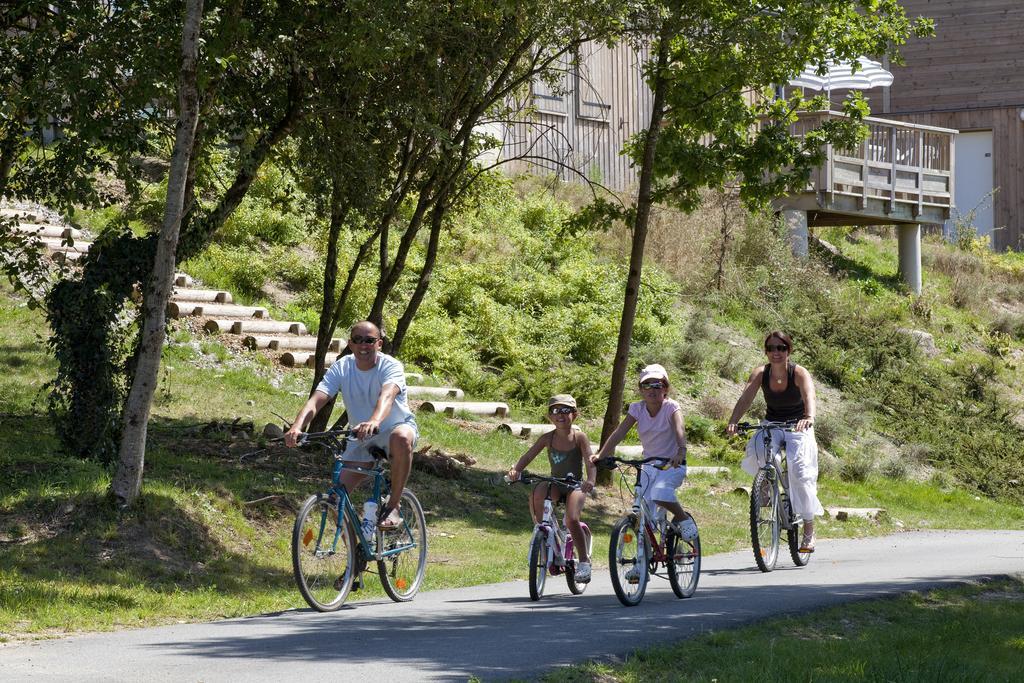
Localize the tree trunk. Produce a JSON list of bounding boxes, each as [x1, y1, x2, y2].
[[308, 175, 348, 433], [111, 0, 204, 507], [390, 191, 446, 356], [599, 25, 672, 478]]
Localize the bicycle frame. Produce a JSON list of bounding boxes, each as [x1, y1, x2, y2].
[[613, 457, 676, 565], [748, 422, 797, 531], [305, 432, 417, 564], [532, 486, 578, 575]]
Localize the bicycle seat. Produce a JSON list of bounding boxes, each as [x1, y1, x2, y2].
[[367, 445, 388, 460]]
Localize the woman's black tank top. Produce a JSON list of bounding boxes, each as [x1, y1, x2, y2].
[[761, 362, 805, 422]]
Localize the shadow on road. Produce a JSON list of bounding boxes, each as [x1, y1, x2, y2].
[[146, 572, 1003, 681]]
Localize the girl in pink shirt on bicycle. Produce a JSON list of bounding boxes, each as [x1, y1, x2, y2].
[[593, 364, 689, 536]]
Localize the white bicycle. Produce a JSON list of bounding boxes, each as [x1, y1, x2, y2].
[[506, 472, 593, 601]]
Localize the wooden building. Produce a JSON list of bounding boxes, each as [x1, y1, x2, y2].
[[865, 0, 1024, 251], [496, 42, 653, 191]]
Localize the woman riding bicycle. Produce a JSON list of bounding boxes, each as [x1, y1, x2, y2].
[[726, 331, 823, 552], [508, 394, 596, 583]]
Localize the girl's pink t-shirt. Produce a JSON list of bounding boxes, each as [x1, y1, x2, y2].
[[628, 398, 682, 460]]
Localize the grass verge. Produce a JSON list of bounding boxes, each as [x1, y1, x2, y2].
[[550, 576, 1024, 682]]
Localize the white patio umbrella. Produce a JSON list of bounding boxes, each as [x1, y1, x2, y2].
[[789, 56, 893, 94]]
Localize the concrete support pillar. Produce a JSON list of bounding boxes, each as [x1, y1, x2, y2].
[[897, 223, 922, 294], [783, 209, 809, 258]]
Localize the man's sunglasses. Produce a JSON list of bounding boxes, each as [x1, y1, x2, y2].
[[640, 380, 666, 389], [350, 335, 379, 345], [765, 344, 789, 352], [549, 406, 575, 415]]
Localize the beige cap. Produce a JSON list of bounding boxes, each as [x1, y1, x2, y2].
[[547, 394, 577, 410], [638, 364, 669, 385]]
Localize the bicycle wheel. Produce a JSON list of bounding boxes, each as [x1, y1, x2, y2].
[[609, 516, 648, 607], [377, 489, 428, 602], [787, 515, 813, 567], [667, 517, 701, 599], [292, 493, 356, 611], [750, 469, 780, 572], [566, 524, 593, 595], [528, 529, 548, 601]]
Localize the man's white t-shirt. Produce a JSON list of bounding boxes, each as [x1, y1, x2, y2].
[[315, 353, 417, 458]]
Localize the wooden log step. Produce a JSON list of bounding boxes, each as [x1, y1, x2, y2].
[[232, 320, 307, 335], [241, 336, 342, 352], [497, 422, 579, 437], [174, 273, 194, 287], [171, 287, 233, 304], [587, 444, 646, 458], [418, 401, 509, 417], [42, 239, 92, 253], [279, 351, 343, 368], [407, 386, 465, 400], [687, 466, 730, 476], [825, 507, 886, 521], [195, 303, 268, 318], [279, 351, 309, 367], [13, 223, 83, 240], [167, 302, 267, 319], [268, 336, 342, 352], [0, 208, 39, 222], [242, 336, 275, 349], [204, 319, 238, 333]]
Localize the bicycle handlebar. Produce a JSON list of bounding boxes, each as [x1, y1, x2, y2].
[[295, 428, 357, 447], [597, 455, 671, 470], [735, 420, 799, 433], [504, 472, 583, 489]]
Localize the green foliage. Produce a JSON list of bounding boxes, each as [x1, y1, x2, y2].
[[398, 182, 682, 409], [45, 230, 156, 463], [684, 414, 717, 446]]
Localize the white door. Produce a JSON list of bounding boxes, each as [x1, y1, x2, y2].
[[946, 130, 995, 245]]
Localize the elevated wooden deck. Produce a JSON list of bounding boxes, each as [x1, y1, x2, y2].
[[774, 111, 957, 227]]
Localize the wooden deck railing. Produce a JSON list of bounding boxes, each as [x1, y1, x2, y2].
[[786, 111, 956, 220]]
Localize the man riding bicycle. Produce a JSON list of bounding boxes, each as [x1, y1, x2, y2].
[[285, 320, 418, 530]]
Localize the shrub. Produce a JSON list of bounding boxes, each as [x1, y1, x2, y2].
[[715, 347, 746, 382], [950, 271, 987, 310], [839, 449, 875, 482], [880, 457, 908, 480], [697, 394, 732, 421], [685, 415, 717, 445]]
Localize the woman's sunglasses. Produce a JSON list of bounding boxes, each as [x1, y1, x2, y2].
[[640, 380, 666, 389], [549, 406, 575, 415], [765, 344, 789, 352]]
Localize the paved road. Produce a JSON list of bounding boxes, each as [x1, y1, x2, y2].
[[4, 530, 1023, 682]]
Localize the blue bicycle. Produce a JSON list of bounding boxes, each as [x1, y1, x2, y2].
[[291, 429, 427, 611]]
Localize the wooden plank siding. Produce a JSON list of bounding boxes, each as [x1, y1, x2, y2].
[[877, 108, 1023, 251], [852, 0, 1024, 249], [500, 42, 653, 191]]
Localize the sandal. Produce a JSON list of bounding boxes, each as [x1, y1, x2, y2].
[[377, 507, 402, 530], [799, 535, 816, 553]]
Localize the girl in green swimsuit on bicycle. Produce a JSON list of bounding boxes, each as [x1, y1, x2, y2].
[[508, 394, 596, 582]]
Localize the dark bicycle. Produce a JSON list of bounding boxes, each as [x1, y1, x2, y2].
[[600, 456, 701, 606], [736, 421, 812, 572], [291, 428, 427, 611]]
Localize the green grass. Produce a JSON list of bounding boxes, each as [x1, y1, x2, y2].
[[551, 576, 1024, 682], [5, 220, 1024, 643]]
